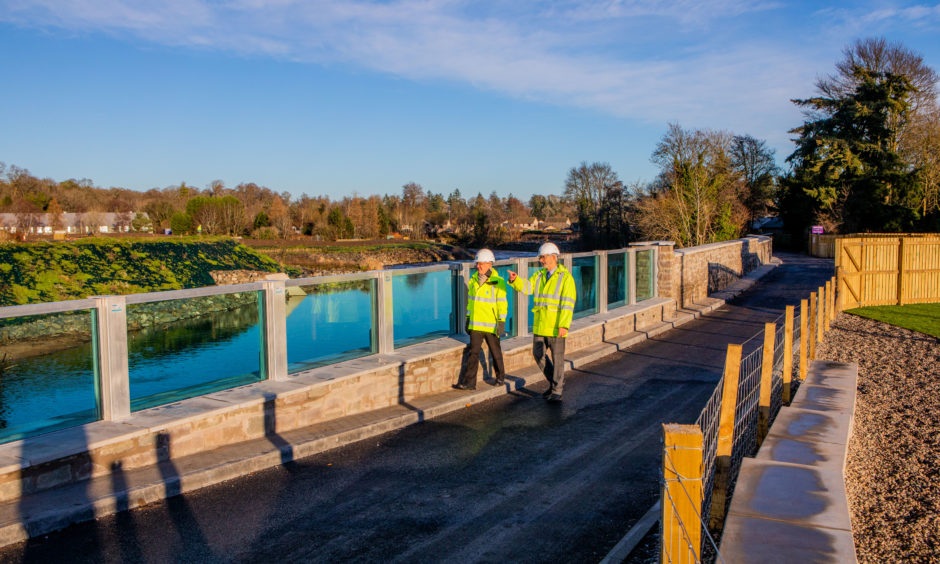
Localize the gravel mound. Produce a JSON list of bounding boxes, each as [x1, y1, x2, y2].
[[816, 313, 940, 562]]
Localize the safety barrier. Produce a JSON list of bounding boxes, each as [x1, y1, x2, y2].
[[0, 245, 660, 444], [660, 275, 838, 563]]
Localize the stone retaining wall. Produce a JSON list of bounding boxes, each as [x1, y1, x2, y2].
[[656, 236, 772, 308]]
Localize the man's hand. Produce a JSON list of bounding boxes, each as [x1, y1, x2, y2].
[[558, 327, 568, 338], [507, 270, 517, 283]]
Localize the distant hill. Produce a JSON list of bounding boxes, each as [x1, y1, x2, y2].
[[0, 237, 282, 306]]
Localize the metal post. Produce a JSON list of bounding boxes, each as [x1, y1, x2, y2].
[[514, 257, 529, 337], [597, 252, 607, 314], [455, 263, 470, 335], [375, 271, 394, 354], [260, 280, 288, 381], [628, 249, 638, 305], [93, 295, 130, 421]]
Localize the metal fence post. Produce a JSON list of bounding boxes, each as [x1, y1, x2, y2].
[[454, 263, 470, 335], [628, 249, 638, 305], [260, 280, 288, 381], [93, 295, 130, 421], [375, 271, 394, 354], [597, 252, 608, 314], [514, 257, 529, 337]]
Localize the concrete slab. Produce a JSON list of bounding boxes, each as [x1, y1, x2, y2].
[[756, 407, 851, 464], [726, 458, 853, 531], [720, 513, 857, 563]]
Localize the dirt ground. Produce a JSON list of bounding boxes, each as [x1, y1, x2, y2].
[[816, 313, 940, 562]]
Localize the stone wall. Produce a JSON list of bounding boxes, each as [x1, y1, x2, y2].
[[661, 235, 772, 308]]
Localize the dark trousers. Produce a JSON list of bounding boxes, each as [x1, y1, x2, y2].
[[533, 335, 566, 394], [457, 330, 505, 388]]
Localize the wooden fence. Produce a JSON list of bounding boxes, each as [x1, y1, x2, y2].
[[660, 277, 837, 563], [835, 234, 940, 309]]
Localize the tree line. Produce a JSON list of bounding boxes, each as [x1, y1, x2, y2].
[[2, 37, 937, 251]]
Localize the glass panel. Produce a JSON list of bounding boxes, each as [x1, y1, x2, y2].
[[392, 269, 455, 348], [572, 256, 598, 318], [0, 310, 99, 443], [126, 291, 265, 412], [286, 279, 376, 372], [635, 250, 655, 301], [468, 265, 517, 338], [607, 252, 627, 309], [527, 259, 541, 330]]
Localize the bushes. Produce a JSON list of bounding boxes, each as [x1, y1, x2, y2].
[[0, 237, 282, 306]]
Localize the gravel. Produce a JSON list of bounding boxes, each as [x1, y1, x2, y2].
[[816, 313, 940, 563]]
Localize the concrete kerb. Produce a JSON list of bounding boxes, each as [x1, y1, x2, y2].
[[718, 360, 859, 563], [0, 259, 782, 549]]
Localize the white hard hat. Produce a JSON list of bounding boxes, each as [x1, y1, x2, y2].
[[475, 248, 495, 263], [538, 242, 560, 257]]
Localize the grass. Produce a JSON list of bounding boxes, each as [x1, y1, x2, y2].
[[846, 302, 940, 338]]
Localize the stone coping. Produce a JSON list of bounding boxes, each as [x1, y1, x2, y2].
[[719, 360, 859, 563]]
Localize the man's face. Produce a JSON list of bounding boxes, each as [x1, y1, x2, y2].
[[539, 254, 558, 270], [476, 262, 492, 276]]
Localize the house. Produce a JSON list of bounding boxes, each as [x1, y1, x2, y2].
[[0, 212, 148, 236]]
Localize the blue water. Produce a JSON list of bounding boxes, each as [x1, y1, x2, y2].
[[0, 277, 438, 443]]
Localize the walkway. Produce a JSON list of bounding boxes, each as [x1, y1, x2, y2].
[[0, 252, 835, 563]]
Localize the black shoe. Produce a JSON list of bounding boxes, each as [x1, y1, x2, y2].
[[453, 383, 475, 390], [547, 393, 563, 402], [541, 388, 554, 399], [492, 377, 505, 386]]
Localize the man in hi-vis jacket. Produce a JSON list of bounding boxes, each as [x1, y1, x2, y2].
[[453, 249, 508, 390], [507, 242, 576, 402]]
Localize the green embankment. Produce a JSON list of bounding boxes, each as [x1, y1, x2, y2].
[[0, 238, 282, 306], [846, 303, 940, 338]]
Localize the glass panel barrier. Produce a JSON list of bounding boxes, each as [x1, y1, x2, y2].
[[392, 269, 455, 348], [635, 249, 655, 301], [126, 291, 265, 412], [572, 255, 598, 318], [286, 278, 376, 372], [526, 259, 540, 330], [0, 310, 99, 443], [468, 265, 517, 338], [607, 252, 627, 309]]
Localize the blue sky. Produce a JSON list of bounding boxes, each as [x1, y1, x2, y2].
[[1, 1, 939, 202]]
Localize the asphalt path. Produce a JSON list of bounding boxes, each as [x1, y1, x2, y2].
[[0, 252, 834, 564]]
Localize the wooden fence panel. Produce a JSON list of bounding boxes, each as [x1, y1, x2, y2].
[[901, 238, 940, 304], [836, 235, 940, 308]]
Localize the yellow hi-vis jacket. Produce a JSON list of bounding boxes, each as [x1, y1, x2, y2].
[[509, 265, 576, 337], [467, 270, 509, 334]]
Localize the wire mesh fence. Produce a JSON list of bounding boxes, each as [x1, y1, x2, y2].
[[665, 279, 835, 563]]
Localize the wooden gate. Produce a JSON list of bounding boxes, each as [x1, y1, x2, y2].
[[836, 235, 940, 309]]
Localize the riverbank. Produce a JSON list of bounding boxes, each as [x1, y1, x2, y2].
[[244, 239, 474, 276]]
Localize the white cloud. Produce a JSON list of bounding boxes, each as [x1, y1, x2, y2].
[[0, 0, 920, 146]]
